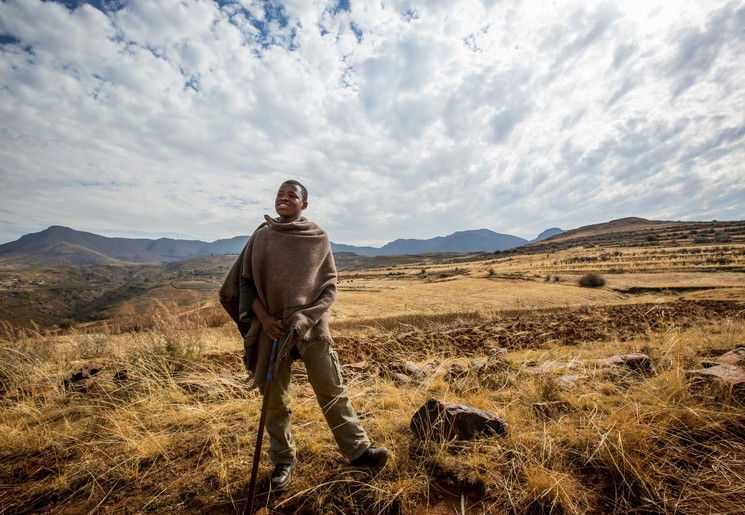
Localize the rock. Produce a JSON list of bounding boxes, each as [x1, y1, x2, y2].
[[385, 360, 439, 384], [391, 372, 412, 385], [446, 363, 469, 381], [479, 347, 509, 374], [387, 361, 423, 382], [556, 375, 582, 390], [67, 366, 103, 384], [469, 360, 485, 375], [524, 360, 565, 375], [63, 365, 116, 393], [410, 398, 507, 441], [488, 346, 508, 363], [714, 346, 745, 367], [686, 363, 745, 403], [343, 360, 368, 372], [113, 369, 131, 383], [596, 353, 654, 374]]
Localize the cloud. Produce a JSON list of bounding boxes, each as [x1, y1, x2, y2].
[[0, 0, 743, 247], [664, 2, 745, 98]]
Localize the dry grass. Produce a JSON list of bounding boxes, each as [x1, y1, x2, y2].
[[1, 252, 744, 513]]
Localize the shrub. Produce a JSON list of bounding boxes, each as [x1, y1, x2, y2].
[[59, 318, 77, 330], [578, 273, 606, 288]]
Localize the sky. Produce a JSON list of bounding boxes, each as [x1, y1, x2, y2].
[[1, 0, 743, 247]]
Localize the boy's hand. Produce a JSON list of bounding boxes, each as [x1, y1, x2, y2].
[[258, 314, 283, 341], [251, 298, 283, 341]]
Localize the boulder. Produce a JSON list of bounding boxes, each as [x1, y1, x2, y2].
[[410, 398, 507, 441]]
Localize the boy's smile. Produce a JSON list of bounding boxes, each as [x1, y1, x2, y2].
[[275, 183, 307, 222]]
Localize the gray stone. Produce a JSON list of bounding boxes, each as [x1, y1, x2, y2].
[[596, 353, 654, 374], [556, 375, 582, 390], [686, 364, 745, 404], [484, 347, 509, 372], [410, 398, 508, 441], [386, 360, 439, 383], [714, 346, 745, 367]]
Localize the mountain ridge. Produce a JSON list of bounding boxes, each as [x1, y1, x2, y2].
[[0, 225, 559, 265]]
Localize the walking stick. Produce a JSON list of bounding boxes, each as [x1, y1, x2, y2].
[[244, 330, 281, 514]]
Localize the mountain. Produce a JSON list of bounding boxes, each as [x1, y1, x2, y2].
[[531, 227, 565, 242], [330, 243, 381, 256], [0, 226, 208, 264], [190, 229, 532, 257], [0, 225, 546, 266], [354, 229, 528, 256], [196, 236, 249, 256]]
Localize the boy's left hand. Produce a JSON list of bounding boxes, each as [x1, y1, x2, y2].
[[259, 315, 283, 341]]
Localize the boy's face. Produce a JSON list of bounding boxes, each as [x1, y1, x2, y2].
[[275, 183, 307, 221]]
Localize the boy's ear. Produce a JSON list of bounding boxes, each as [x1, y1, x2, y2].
[[302, 201, 308, 210]]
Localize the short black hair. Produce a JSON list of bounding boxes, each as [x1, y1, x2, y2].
[[282, 180, 308, 202]]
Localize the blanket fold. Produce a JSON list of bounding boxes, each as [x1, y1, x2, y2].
[[219, 215, 337, 389]]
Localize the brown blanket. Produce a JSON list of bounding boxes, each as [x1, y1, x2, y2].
[[219, 215, 337, 389]]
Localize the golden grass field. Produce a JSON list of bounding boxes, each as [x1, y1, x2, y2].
[[1, 242, 744, 514]]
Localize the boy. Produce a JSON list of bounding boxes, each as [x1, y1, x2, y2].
[[219, 180, 388, 491]]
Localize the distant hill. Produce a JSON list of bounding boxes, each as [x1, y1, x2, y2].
[[331, 229, 528, 256], [35, 242, 122, 266], [496, 217, 745, 256], [0, 226, 207, 264], [196, 236, 249, 256], [0, 225, 544, 265], [10, 218, 743, 267], [393, 229, 523, 255], [531, 227, 565, 242]]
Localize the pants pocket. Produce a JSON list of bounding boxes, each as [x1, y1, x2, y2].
[[329, 349, 344, 385]]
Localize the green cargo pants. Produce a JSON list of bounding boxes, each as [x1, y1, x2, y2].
[[265, 337, 370, 464]]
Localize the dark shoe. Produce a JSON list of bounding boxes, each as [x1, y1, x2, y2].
[[350, 446, 389, 468], [269, 458, 298, 491]]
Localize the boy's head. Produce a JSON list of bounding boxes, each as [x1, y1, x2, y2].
[[282, 180, 307, 202], [275, 180, 308, 222]]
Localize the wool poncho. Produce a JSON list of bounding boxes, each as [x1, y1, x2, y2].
[[219, 215, 337, 389]]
